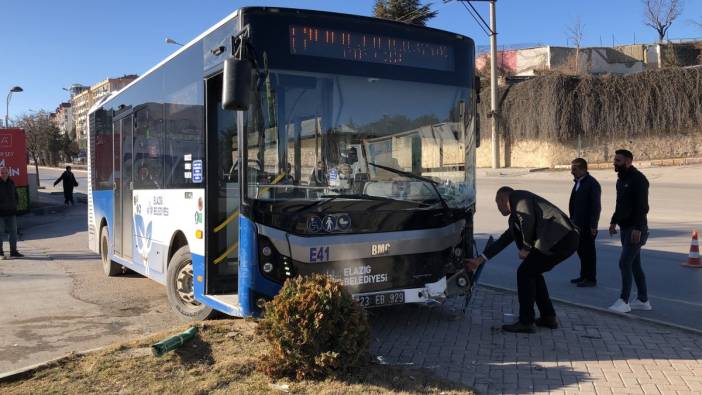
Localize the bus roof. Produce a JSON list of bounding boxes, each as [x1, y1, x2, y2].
[[90, 7, 472, 115]]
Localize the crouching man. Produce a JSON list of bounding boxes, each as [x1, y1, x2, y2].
[[466, 187, 579, 333]]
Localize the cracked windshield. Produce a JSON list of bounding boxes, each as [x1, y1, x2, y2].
[[246, 69, 475, 209]]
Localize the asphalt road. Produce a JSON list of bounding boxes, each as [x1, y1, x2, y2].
[[29, 166, 88, 195], [2, 164, 700, 375], [474, 165, 702, 332]]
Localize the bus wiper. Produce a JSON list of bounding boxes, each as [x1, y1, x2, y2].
[[367, 162, 450, 211], [293, 193, 416, 214]]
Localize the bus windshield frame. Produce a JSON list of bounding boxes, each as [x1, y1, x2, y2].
[[240, 9, 476, 213]]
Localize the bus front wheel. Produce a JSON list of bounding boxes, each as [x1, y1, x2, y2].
[[100, 226, 121, 277], [166, 245, 216, 321]]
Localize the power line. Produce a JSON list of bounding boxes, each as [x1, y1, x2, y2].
[[461, 2, 490, 36]]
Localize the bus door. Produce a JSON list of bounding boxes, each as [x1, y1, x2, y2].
[[205, 73, 239, 297], [113, 114, 134, 259]]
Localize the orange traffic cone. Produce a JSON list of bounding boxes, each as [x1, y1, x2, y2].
[[682, 230, 701, 268]]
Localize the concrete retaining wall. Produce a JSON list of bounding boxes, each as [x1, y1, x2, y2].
[[477, 129, 702, 168]]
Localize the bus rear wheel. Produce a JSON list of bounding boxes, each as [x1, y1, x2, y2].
[[100, 226, 121, 277], [166, 245, 216, 321]]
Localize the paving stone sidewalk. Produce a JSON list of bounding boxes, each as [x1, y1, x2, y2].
[[368, 287, 702, 395]]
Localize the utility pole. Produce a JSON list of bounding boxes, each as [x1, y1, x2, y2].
[[459, 0, 499, 167], [489, 0, 499, 168]]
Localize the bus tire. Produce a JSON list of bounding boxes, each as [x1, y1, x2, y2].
[[100, 226, 121, 277], [166, 245, 216, 321]]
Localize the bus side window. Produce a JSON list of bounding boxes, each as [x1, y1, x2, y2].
[[134, 106, 165, 190]]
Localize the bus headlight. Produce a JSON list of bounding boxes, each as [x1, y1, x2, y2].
[[262, 246, 272, 257], [262, 262, 274, 273], [453, 247, 463, 257]]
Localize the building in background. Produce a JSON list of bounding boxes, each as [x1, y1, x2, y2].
[[71, 75, 137, 149], [51, 102, 74, 138], [476, 46, 644, 78], [616, 40, 702, 69]]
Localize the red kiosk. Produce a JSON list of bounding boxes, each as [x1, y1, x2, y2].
[[0, 128, 29, 213]]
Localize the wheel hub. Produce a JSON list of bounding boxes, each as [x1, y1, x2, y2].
[[175, 261, 200, 307]]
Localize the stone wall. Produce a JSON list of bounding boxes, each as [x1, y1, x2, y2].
[[476, 128, 702, 168]]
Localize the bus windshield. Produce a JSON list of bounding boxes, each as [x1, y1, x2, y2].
[[245, 69, 475, 210]]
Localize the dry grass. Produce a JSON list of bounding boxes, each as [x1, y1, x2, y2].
[[479, 67, 702, 142], [0, 319, 472, 395]]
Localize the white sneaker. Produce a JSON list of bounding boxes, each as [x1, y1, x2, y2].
[[608, 298, 631, 313], [630, 299, 652, 311]]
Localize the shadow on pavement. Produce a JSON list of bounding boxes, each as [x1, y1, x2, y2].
[[16, 207, 87, 241]]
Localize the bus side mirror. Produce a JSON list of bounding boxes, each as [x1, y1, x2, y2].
[[474, 76, 481, 103], [222, 58, 252, 111], [475, 116, 481, 148], [474, 76, 481, 148]]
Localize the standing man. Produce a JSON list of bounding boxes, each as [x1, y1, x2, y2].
[[466, 187, 579, 333], [53, 165, 79, 206], [0, 167, 23, 258], [568, 158, 601, 287], [608, 149, 651, 313]]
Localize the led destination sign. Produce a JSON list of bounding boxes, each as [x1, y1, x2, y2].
[[289, 25, 454, 71]]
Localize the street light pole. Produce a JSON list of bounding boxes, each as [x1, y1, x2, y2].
[[5, 86, 23, 128], [489, 0, 499, 169], [165, 37, 184, 47]]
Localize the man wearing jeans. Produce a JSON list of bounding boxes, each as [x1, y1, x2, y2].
[[608, 149, 651, 313], [0, 167, 23, 258], [466, 187, 579, 333]]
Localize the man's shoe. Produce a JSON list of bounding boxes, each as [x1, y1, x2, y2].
[[630, 298, 652, 311], [10, 251, 24, 258], [608, 298, 631, 313], [577, 280, 597, 287], [535, 316, 558, 329], [570, 277, 583, 284], [502, 321, 536, 334]]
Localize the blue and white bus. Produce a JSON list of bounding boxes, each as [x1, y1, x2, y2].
[[88, 7, 479, 320]]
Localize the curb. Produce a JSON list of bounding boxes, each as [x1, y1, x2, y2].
[[0, 345, 109, 383], [553, 157, 702, 170], [36, 165, 87, 173], [479, 283, 702, 336], [479, 167, 549, 177]]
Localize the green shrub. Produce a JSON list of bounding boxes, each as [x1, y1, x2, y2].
[[256, 274, 370, 381]]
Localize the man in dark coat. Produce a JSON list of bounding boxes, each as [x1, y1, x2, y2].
[[608, 149, 651, 313], [568, 158, 602, 287], [53, 165, 79, 206], [0, 167, 23, 258], [466, 187, 579, 333]]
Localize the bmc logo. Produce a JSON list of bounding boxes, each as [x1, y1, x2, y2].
[[0, 134, 12, 148], [371, 243, 391, 256]]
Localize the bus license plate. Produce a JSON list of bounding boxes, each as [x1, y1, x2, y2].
[[353, 291, 405, 307]]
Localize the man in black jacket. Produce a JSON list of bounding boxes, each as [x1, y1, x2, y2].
[[608, 149, 651, 313], [53, 166, 79, 206], [568, 158, 601, 287], [466, 187, 579, 333], [0, 167, 23, 258]]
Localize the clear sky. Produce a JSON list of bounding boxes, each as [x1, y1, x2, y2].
[[2, 0, 702, 120]]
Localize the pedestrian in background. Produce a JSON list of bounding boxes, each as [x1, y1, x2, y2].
[[466, 187, 579, 333], [608, 149, 652, 313], [53, 165, 79, 206], [569, 158, 601, 287], [0, 167, 23, 258]]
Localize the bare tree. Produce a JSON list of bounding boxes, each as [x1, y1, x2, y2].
[[643, 0, 683, 42], [567, 17, 585, 74], [16, 110, 62, 187]]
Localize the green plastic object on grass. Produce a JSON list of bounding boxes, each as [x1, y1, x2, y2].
[[151, 326, 198, 357]]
